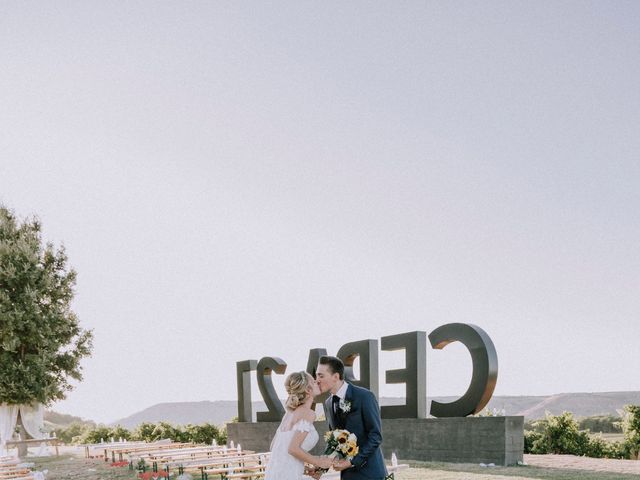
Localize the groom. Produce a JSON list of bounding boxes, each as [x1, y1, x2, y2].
[[316, 355, 387, 480]]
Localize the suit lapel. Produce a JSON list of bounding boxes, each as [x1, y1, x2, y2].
[[345, 383, 353, 403], [340, 383, 353, 428]]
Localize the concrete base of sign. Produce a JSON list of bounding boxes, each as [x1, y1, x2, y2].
[[227, 416, 524, 466]]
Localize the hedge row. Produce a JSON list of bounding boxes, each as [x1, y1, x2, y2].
[[52, 421, 228, 446]]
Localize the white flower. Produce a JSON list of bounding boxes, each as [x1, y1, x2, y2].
[[339, 399, 352, 413]]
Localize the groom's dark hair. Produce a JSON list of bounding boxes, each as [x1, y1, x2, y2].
[[319, 355, 344, 380]]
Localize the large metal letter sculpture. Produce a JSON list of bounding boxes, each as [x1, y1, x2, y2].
[[256, 357, 287, 422], [306, 348, 329, 404], [236, 360, 257, 422], [428, 323, 498, 417], [337, 339, 379, 398], [238, 323, 499, 421], [380, 331, 427, 419]]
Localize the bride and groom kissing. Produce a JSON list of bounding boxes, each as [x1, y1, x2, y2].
[[264, 355, 387, 480]]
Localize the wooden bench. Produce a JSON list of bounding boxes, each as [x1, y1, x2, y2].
[[132, 445, 255, 472], [107, 441, 189, 462], [141, 445, 236, 463], [84, 440, 148, 458], [0, 459, 35, 480], [194, 452, 269, 480]]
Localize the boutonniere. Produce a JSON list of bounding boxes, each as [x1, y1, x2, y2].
[[339, 398, 352, 413]]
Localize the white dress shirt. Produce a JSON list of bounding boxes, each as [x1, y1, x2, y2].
[[334, 380, 349, 400]]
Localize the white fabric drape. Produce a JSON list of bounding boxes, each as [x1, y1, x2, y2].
[[18, 404, 44, 440], [0, 404, 19, 453]]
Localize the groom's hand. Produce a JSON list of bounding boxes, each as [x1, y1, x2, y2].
[[333, 459, 353, 471]]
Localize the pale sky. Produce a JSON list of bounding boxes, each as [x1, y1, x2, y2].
[[1, 1, 639, 424]]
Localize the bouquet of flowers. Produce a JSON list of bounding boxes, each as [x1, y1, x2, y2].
[[307, 429, 359, 476], [324, 428, 359, 462]]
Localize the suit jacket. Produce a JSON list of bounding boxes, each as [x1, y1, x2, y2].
[[324, 383, 387, 480]]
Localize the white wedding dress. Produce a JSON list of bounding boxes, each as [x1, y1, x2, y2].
[[264, 411, 319, 480]]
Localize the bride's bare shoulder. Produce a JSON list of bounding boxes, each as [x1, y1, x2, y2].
[[301, 407, 317, 423], [290, 407, 315, 424]]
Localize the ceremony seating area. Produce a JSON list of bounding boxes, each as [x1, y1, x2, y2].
[[84, 439, 153, 459], [84, 440, 267, 479], [0, 456, 37, 480], [80, 439, 408, 480]]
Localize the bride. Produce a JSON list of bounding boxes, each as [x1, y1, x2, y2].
[[264, 371, 334, 480]]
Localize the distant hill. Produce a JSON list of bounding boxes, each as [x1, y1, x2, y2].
[[504, 391, 640, 419], [43, 410, 95, 431], [110, 391, 640, 428], [111, 401, 246, 428]]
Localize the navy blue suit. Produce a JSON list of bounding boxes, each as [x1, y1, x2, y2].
[[324, 383, 387, 480]]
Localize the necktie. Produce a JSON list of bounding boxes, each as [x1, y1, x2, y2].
[[332, 395, 340, 415]]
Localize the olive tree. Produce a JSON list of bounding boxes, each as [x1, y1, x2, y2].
[[0, 206, 93, 405]]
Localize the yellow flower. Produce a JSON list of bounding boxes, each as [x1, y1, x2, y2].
[[347, 444, 358, 457], [337, 431, 349, 444]]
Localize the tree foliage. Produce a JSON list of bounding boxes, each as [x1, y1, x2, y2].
[[56, 421, 228, 446], [525, 411, 628, 459], [620, 405, 640, 459], [578, 415, 622, 433], [0, 206, 93, 405]]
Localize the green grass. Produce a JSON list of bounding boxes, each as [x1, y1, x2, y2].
[[402, 460, 640, 480], [29, 455, 640, 480]]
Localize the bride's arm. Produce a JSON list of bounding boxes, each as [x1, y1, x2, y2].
[[288, 432, 333, 470]]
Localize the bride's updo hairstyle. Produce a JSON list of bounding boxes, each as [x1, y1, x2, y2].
[[285, 371, 310, 410]]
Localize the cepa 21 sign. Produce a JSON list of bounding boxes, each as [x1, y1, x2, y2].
[[236, 323, 498, 422]]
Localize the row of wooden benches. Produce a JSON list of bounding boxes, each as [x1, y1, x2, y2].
[[100, 441, 267, 479], [87, 440, 408, 480], [0, 456, 37, 480]]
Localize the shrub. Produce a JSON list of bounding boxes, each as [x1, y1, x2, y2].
[[130, 422, 157, 442], [539, 412, 583, 454], [183, 423, 222, 445], [524, 430, 543, 453], [77, 425, 114, 444], [578, 415, 622, 434], [110, 425, 132, 441], [62, 421, 229, 446], [52, 422, 92, 444], [525, 412, 631, 459], [583, 434, 626, 459], [620, 405, 640, 460]]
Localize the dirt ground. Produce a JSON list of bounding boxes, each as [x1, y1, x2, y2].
[[524, 453, 640, 475], [24, 449, 640, 480]]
